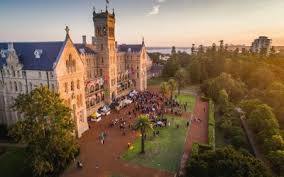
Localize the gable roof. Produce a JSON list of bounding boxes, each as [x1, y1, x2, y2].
[[0, 42, 64, 71], [118, 44, 143, 53], [74, 44, 97, 55]]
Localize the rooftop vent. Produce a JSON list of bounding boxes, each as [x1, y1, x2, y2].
[[34, 49, 43, 59]]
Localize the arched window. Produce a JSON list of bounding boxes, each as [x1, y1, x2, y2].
[[71, 81, 74, 91], [77, 80, 80, 89], [14, 81, 17, 92], [18, 82, 22, 92], [95, 84, 99, 91], [64, 82, 68, 93], [90, 86, 95, 93], [29, 82, 32, 91]]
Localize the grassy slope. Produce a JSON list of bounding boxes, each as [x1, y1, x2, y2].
[[123, 116, 187, 172]]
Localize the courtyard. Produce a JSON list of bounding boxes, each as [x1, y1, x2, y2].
[[62, 89, 208, 177]]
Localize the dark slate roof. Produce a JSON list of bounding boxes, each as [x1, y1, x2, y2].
[[0, 42, 64, 70], [74, 44, 96, 55], [118, 44, 143, 53]]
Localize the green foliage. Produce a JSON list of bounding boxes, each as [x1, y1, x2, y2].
[[167, 79, 177, 99], [175, 68, 188, 94], [208, 100, 215, 149], [201, 73, 247, 102], [162, 58, 179, 78], [187, 146, 272, 177], [217, 103, 251, 151], [267, 150, 284, 176], [9, 87, 79, 177], [160, 82, 170, 97]]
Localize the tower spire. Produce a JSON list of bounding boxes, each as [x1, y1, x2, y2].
[[142, 37, 145, 46], [65, 26, 70, 38]]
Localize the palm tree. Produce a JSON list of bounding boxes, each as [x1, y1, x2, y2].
[[168, 79, 177, 100], [160, 82, 170, 97], [134, 115, 153, 154]]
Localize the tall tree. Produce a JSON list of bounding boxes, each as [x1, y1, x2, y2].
[[175, 68, 187, 95], [133, 115, 153, 154], [168, 79, 177, 99], [160, 82, 170, 97], [9, 87, 78, 177]]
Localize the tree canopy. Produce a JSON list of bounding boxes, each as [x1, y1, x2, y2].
[[9, 87, 78, 177], [187, 146, 272, 177]]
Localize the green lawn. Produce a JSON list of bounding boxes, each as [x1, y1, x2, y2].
[[175, 94, 196, 113], [0, 147, 31, 177], [147, 77, 166, 86], [123, 116, 188, 172]]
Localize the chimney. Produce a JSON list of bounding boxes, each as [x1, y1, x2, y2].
[[92, 36, 96, 45], [82, 35, 87, 45]]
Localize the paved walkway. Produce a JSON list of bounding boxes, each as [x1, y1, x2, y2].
[[178, 97, 209, 177]]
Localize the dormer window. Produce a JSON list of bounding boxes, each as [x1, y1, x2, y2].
[[0, 49, 6, 58], [79, 48, 85, 54], [34, 49, 43, 59]]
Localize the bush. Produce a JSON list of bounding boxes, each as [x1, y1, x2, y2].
[[208, 100, 215, 149]]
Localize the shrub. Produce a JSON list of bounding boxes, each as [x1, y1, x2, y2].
[[208, 100, 215, 149]]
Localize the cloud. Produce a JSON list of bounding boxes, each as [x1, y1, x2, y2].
[[148, 5, 161, 16], [147, 0, 166, 16]]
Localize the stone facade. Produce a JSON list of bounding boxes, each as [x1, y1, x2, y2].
[[0, 9, 149, 137]]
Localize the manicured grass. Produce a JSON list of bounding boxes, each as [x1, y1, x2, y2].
[[147, 77, 166, 86], [175, 94, 196, 113], [0, 147, 31, 177], [123, 116, 188, 172]]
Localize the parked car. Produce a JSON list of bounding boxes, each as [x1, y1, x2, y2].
[[123, 98, 133, 105], [89, 111, 102, 122], [98, 105, 111, 116]]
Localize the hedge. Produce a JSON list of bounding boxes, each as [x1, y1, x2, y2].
[[208, 100, 215, 150]]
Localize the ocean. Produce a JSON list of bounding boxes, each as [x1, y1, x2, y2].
[[147, 47, 191, 54]]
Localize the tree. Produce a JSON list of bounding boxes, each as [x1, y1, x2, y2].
[[246, 104, 279, 137], [201, 73, 247, 102], [133, 115, 153, 154], [162, 58, 179, 78], [217, 89, 229, 112], [187, 146, 272, 177], [160, 82, 170, 97], [171, 46, 177, 55], [264, 134, 284, 152], [175, 68, 187, 95], [9, 87, 78, 177], [167, 79, 177, 99], [267, 150, 284, 176]]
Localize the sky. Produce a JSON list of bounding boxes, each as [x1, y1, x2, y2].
[[0, 0, 284, 47]]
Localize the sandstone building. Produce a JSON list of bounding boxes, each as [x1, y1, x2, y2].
[[0, 8, 149, 137]]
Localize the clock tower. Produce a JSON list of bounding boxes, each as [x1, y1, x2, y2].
[[93, 7, 117, 102]]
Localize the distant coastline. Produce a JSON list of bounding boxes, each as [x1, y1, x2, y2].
[[147, 46, 284, 54]]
